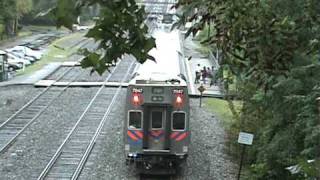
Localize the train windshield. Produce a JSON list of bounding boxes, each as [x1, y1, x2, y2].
[[128, 111, 142, 129], [172, 112, 186, 130], [151, 111, 163, 129]]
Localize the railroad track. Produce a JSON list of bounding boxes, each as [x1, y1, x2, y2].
[[0, 48, 121, 154], [0, 35, 105, 155], [37, 57, 136, 180], [0, 66, 84, 154], [107, 57, 137, 82]]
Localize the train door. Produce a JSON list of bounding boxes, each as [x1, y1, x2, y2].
[[147, 107, 167, 150]]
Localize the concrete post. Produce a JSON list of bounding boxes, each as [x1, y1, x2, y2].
[[316, 97, 320, 179]]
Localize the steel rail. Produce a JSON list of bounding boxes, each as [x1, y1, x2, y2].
[[0, 66, 76, 154], [36, 58, 133, 180], [0, 67, 71, 130], [71, 61, 135, 180]]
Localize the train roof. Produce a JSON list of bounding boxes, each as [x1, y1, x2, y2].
[[129, 30, 187, 86]]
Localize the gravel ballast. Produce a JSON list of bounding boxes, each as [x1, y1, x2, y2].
[[0, 85, 42, 125], [0, 87, 100, 180]]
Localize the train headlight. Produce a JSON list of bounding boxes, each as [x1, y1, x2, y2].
[[133, 95, 139, 103], [132, 92, 143, 106], [132, 88, 143, 106], [174, 94, 184, 108], [176, 96, 182, 104], [173, 89, 184, 108]]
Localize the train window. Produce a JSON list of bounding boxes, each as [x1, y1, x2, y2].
[[151, 111, 163, 129], [172, 112, 186, 130], [128, 111, 142, 129]]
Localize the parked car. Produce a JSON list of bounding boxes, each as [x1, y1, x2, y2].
[[6, 51, 37, 63], [7, 62, 22, 71], [7, 46, 42, 60], [72, 24, 91, 31], [6, 52, 31, 66], [20, 43, 44, 51]]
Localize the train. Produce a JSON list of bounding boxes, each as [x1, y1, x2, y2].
[[124, 30, 190, 174]]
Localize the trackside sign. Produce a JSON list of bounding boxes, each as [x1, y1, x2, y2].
[[237, 132, 254, 145]]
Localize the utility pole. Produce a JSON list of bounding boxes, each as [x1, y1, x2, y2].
[[316, 97, 320, 179]]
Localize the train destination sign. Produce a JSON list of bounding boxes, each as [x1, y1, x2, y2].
[[132, 88, 143, 93], [173, 89, 184, 94], [237, 132, 254, 145]]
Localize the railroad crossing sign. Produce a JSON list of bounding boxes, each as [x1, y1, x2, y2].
[[198, 85, 206, 107], [238, 132, 254, 145], [198, 85, 206, 93]]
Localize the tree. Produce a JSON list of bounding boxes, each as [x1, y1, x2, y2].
[[174, 0, 320, 178], [0, 0, 17, 37], [0, 0, 33, 37], [52, 0, 155, 74], [14, 0, 33, 32]]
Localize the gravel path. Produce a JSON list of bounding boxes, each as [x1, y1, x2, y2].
[[0, 87, 99, 180], [78, 97, 236, 180], [186, 98, 237, 179], [0, 85, 42, 125]]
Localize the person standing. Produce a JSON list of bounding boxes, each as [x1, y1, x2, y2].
[[202, 66, 207, 84], [194, 71, 200, 84], [210, 67, 217, 86]]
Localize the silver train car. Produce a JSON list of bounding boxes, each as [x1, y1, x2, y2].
[[124, 30, 190, 174]]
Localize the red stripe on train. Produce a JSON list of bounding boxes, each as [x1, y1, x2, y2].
[[127, 130, 138, 141], [150, 130, 163, 137], [134, 130, 143, 139], [175, 132, 187, 141], [170, 132, 180, 139]]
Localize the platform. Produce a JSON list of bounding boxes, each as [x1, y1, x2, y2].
[[182, 35, 224, 98]]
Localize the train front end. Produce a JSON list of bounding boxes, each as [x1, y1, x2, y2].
[[124, 78, 190, 174]]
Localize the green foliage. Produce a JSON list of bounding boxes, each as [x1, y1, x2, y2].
[[16, 0, 33, 17], [0, 0, 33, 37], [52, 0, 155, 74], [177, 0, 320, 178]]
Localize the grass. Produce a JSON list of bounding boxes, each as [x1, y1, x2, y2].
[[204, 98, 243, 161], [16, 32, 84, 76], [204, 98, 242, 128]]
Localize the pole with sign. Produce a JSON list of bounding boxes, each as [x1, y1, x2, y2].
[[237, 132, 254, 180], [198, 85, 206, 107]]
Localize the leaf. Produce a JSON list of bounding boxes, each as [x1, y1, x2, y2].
[[80, 52, 100, 68]]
